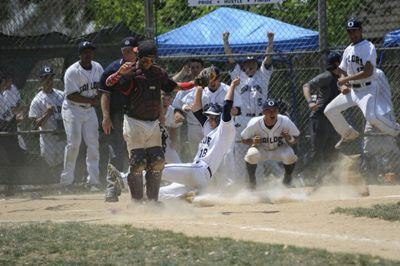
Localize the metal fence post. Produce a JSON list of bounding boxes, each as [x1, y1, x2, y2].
[[318, 0, 328, 70], [144, 0, 155, 39]]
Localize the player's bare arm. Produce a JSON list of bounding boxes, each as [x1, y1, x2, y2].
[[225, 77, 240, 102], [192, 85, 204, 113], [338, 61, 374, 86], [222, 31, 235, 65], [172, 64, 190, 82], [281, 130, 297, 145], [302, 83, 319, 111], [100, 92, 113, 135], [263, 32, 275, 66]]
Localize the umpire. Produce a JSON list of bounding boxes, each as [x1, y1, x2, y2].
[[100, 37, 138, 201], [302, 52, 341, 182]]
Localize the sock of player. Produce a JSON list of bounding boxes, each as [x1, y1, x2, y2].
[[283, 163, 296, 184], [246, 162, 257, 189]]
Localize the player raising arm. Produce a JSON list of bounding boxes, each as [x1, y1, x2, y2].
[[241, 99, 300, 188], [157, 75, 240, 198]]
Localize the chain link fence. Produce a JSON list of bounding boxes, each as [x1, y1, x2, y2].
[[1, 0, 400, 190]]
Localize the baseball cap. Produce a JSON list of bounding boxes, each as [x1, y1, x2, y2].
[[346, 18, 362, 30], [39, 65, 55, 78], [203, 104, 222, 116], [326, 52, 341, 69], [121, 36, 138, 51], [78, 41, 96, 54], [262, 99, 278, 111], [138, 40, 157, 58]]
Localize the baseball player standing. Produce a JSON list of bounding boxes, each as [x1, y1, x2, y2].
[[29, 66, 65, 167], [107, 40, 179, 202], [159, 77, 240, 199], [324, 18, 400, 149], [61, 41, 104, 192], [100, 37, 138, 202], [241, 99, 300, 188]]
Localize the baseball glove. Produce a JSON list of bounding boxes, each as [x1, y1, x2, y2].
[[194, 65, 219, 87]]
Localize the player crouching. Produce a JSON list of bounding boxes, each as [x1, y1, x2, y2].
[[241, 99, 300, 188]]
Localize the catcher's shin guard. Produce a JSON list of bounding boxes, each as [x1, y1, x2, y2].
[[145, 171, 162, 201], [127, 171, 144, 200], [145, 146, 165, 201]]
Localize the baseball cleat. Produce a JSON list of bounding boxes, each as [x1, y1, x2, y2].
[[282, 174, 294, 187], [105, 191, 119, 202], [107, 164, 124, 196], [335, 131, 359, 150]]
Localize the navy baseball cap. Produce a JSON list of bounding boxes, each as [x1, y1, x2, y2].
[[204, 104, 222, 116], [262, 99, 279, 110], [39, 65, 55, 78], [78, 41, 96, 54], [346, 18, 362, 30], [138, 40, 157, 58], [121, 37, 138, 49]]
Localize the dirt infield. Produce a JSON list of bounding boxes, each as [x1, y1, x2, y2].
[[1, 185, 400, 261]]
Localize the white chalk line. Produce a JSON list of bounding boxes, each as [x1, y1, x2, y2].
[[132, 219, 400, 249]]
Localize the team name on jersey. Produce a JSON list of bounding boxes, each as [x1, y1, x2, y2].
[[346, 55, 363, 66], [263, 136, 284, 146], [201, 136, 212, 145], [79, 82, 99, 93]]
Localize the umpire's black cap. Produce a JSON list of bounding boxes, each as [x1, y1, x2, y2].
[[78, 41, 96, 54], [326, 52, 342, 70], [138, 40, 157, 58], [39, 65, 55, 78], [262, 99, 279, 111], [346, 18, 362, 30]]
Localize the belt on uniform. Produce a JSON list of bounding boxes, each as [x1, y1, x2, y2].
[[70, 102, 91, 109], [351, 82, 371, 88], [195, 160, 212, 178]]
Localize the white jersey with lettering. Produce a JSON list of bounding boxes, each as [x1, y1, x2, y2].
[[230, 64, 272, 117], [325, 40, 400, 138], [241, 115, 299, 165], [241, 115, 300, 151], [61, 60, 103, 187], [64, 61, 103, 107], [339, 40, 376, 84], [29, 89, 65, 166], [160, 117, 236, 196]]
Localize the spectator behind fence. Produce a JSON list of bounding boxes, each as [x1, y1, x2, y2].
[[361, 68, 400, 182], [172, 58, 204, 158], [28, 66, 65, 167], [100, 36, 138, 201], [61, 41, 104, 193], [223, 31, 277, 182], [301, 52, 341, 183]]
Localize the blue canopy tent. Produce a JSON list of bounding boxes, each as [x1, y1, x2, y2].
[[156, 7, 319, 56], [378, 29, 400, 66]]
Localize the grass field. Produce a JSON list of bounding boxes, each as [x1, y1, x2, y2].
[[332, 202, 400, 222], [0, 222, 397, 265]]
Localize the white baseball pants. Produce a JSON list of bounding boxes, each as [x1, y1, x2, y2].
[[61, 103, 100, 186], [161, 161, 210, 190], [324, 83, 400, 137], [244, 145, 298, 165]]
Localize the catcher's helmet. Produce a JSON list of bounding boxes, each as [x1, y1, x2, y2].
[[346, 18, 362, 30]]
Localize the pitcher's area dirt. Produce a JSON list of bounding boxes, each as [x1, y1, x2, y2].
[[1, 185, 400, 260]]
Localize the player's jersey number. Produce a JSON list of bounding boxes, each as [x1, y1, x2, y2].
[[199, 148, 208, 158]]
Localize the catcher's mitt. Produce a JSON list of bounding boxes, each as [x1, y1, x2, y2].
[[194, 65, 219, 87]]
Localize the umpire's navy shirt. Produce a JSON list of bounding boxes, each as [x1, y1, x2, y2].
[[99, 59, 128, 113]]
